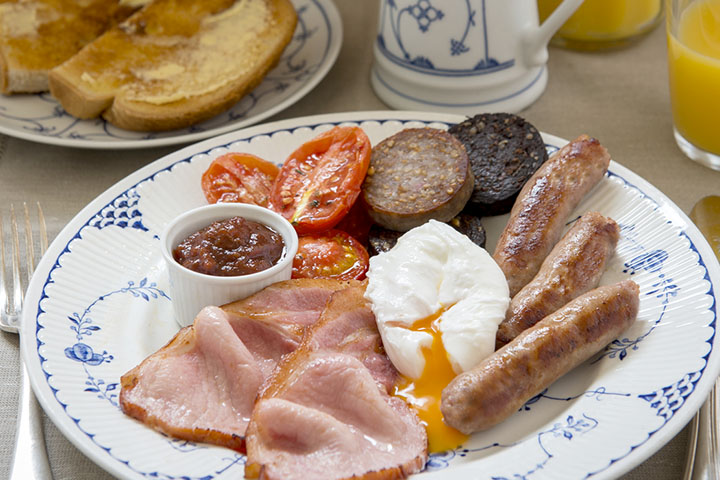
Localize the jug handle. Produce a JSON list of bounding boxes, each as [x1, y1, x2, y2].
[[523, 0, 585, 66]]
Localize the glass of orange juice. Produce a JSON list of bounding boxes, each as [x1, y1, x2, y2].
[[667, 0, 720, 170], [538, 0, 664, 49]]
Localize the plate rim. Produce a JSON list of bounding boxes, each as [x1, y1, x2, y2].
[[0, 0, 342, 150], [21, 110, 720, 479]]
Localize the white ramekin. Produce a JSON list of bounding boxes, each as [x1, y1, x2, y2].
[[160, 203, 299, 327]]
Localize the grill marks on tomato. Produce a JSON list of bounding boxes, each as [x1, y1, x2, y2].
[[201, 153, 279, 207], [270, 126, 371, 235], [292, 230, 369, 280]]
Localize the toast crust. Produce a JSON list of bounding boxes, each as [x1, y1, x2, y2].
[[48, 0, 297, 131]]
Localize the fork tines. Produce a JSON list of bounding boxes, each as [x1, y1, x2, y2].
[[0, 202, 47, 331]]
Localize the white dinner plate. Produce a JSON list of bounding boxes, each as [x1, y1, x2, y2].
[[22, 111, 720, 479], [0, 0, 341, 150]]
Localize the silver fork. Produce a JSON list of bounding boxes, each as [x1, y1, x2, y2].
[[0, 203, 53, 480]]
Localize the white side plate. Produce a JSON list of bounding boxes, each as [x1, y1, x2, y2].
[[0, 0, 341, 149]]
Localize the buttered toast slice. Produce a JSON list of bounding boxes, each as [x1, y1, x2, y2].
[[48, 0, 297, 132], [0, 0, 139, 94]]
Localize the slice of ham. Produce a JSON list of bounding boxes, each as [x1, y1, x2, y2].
[[223, 278, 352, 332], [260, 281, 398, 397], [223, 278, 357, 378], [245, 285, 428, 480], [119, 278, 355, 452]]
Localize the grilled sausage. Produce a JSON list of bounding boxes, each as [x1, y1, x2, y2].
[[441, 280, 639, 434], [495, 211, 620, 348], [492, 135, 611, 297]]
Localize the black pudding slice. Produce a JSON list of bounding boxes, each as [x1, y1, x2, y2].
[[449, 113, 548, 217]]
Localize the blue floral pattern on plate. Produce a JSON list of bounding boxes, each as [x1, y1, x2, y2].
[[0, 0, 341, 149], [23, 112, 720, 479]]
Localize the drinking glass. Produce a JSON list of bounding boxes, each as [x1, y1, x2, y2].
[[667, 0, 720, 171]]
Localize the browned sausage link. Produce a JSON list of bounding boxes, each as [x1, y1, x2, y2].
[[495, 211, 620, 349], [492, 135, 611, 297], [441, 280, 639, 435]]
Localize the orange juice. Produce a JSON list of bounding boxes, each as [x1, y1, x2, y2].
[[667, 0, 720, 155], [538, 0, 663, 49]]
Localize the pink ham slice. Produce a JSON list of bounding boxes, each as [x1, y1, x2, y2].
[[119, 278, 355, 452], [245, 285, 428, 480], [221, 278, 357, 378]]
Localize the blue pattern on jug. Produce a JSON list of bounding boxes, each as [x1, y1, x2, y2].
[[377, 0, 515, 76]]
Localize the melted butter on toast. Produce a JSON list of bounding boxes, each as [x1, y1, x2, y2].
[[119, 0, 148, 7], [67, 0, 276, 105], [0, 3, 41, 37], [47, 0, 297, 130], [123, 0, 272, 104], [0, 0, 145, 93]]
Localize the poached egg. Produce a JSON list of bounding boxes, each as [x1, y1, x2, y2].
[[364, 220, 509, 452]]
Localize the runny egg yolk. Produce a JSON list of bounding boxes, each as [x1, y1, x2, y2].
[[392, 307, 469, 453]]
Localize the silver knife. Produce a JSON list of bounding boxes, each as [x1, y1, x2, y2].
[[685, 195, 720, 480]]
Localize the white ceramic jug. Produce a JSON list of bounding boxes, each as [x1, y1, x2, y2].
[[371, 0, 585, 113]]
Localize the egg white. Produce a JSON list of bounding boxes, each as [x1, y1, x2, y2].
[[364, 220, 510, 378]]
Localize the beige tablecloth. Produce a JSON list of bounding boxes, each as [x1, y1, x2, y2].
[[1, 1, 718, 478]]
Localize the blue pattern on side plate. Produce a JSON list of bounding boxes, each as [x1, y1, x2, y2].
[[32, 119, 718, 479]]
